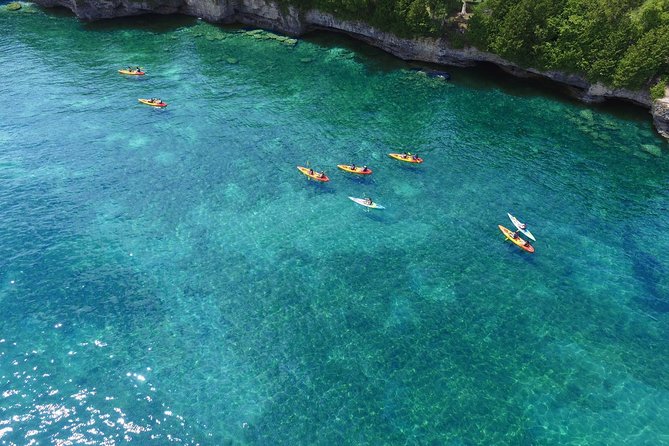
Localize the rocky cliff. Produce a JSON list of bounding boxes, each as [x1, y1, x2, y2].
[[653, 95, 669, 140], [31, 0, 669, 140]]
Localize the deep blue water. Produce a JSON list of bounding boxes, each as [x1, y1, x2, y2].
[[1, 5, 669, 445]]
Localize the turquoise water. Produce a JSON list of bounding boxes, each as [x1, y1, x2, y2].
[[2, 6, 669, 445]]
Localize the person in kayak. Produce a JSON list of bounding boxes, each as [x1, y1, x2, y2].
[[308, 168, 314, 176], [364, 197, 373, 206], [136, 66, 141, 72], [350, 163, 356, 171], [318, 171, 326, 179], [511, 231, 521, 240], [411, 154, 419, 161], [362, 165, 369, 172]]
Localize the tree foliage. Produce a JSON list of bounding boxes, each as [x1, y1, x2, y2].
[[468, 0, 669, 89], [276, 0, 669, 90]]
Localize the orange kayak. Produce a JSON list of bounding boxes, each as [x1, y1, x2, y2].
[[498, 225, 535, 253], [297, 166, 329, 182], [337, 164, 372, 175], [388, 153, 423, 163]]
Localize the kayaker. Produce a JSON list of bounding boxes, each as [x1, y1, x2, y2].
[[511, 231, 520, 240], [362, 165, 369, 172], [136, 66, 141, 72], [318, 171, 326, 179], [411, 154, 419, 161], [364, 197, 373, 205], [350, 163, 356, 171], [401, 153, 408, 159], [308, 168, 314, 176]]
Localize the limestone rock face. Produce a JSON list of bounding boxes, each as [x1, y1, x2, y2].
[[652, 96, 669, 140], [34, 0, 183, 20], [577, 82, 652, 107], [181, 0, 234, 22], [235, 0, 303, 34], [27, 0, 669, 140]]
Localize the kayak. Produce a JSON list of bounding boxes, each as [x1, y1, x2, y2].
[[507, 213, 536, 241], [337, 164, 372, 175], [349, 197, 384, 209], [388, 153, 423, 163], [297, 166, 329, 182], [119, 69, 145, 75], [138, 98, 167, 107], [498, 225, 534, 253]]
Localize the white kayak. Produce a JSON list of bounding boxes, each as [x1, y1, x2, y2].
[[349, 197, 385, 209], [508, 213, 535, 241]]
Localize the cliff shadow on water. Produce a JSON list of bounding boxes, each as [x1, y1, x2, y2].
[[80, 13, 197, 32], [451, 62, 657, 124]]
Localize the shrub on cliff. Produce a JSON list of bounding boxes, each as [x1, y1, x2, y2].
[[650, 76, 668, 101], [468, 0, 669, 90]]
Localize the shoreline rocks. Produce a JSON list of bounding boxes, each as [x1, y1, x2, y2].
[[652, 97, 669, 140], [26, 0, 669, 140]]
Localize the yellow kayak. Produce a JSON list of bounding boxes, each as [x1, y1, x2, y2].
[[138, 98, 167, 107], [297, 166, 329, 182], [337, 164, 372, 175], [498, 225, 535, 253], [119, 69, 145, 75], [388, 153, 423, 163]]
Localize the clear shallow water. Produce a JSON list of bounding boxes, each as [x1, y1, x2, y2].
[[1, 6, 669, 445]]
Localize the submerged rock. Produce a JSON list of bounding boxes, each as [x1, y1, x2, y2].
[[411, 67, 451, 80], [243, 29, 296, 46], [6, 2, 22, 10], [641, 144, 662, 157]]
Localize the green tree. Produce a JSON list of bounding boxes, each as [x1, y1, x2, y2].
[[613, 25, 669, 88]]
